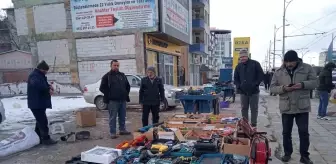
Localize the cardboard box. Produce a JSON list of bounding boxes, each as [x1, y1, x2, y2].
[[184, 130, 213, 140], [76, 110, 96, 127], [133, 128, 154, 140], [221, 137, 250, 157], [81, 146, 122, 164], [167, 114, 205, 122]]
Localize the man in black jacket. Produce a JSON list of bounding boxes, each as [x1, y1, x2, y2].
[[234, 49, 264, 127], [99, 60, 131, 139], [317, 62, 336, 120], [139, 67, 165, 127], [27, 60, 57, 145]]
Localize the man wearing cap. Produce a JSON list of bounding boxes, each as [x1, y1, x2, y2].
[[270, 50, 316, 164], [100, 60, 131, 139], [27, 60, 57, 145], [139, 66, 165, 127], [234, 49, 264, 127]]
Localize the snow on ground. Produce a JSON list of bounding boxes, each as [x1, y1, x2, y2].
[[0, 96, 94, 132]]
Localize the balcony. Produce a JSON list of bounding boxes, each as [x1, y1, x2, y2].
[[192, 0, 207, 7], [192, 19, 205, 30], [189, 43, 208, 56]]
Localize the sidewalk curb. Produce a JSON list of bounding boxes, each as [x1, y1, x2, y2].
[[260, 96, 283, 162]]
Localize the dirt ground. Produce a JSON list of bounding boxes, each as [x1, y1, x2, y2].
[[0, 107, 183, 164]]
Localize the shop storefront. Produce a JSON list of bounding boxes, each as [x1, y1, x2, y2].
[[144, 34, 183, 86]]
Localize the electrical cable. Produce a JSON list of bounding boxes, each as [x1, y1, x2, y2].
[[286, 19, 324, 33], [285, 20, 306, 35], [287, 10, 336, 35], [300, 28, 336, 51]]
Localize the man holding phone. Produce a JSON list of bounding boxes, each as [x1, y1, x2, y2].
[[270, 50, 317, 164]]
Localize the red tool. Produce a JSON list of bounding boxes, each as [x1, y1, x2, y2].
[[237, 118, 272, 164], [116, 141, 130, 149], [130, 135, 148, 147]]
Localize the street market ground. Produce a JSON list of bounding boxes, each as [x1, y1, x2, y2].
[[0, 91, 336, 163]]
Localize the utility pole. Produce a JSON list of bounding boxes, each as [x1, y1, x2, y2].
[[269, 40, 272, 70], [273, 25, 276, 69], [282, 0, 293, 57]]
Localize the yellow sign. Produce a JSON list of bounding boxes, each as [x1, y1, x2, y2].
[[233, 37, 250, 69], [145, 34, 182, 56]]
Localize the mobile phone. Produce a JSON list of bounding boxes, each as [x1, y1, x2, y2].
[[287, 84, 294, 87]]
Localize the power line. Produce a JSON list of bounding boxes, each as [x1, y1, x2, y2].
[[286, 20, 305, 35], [288, 10, 336, 35], [286, 19, 324, 33], [300, 28, 336, 51]]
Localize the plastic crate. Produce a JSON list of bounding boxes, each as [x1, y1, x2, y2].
[[196, 153, 226, 164]]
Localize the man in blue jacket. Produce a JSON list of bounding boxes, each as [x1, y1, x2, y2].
[[27, 60, 57, 145]]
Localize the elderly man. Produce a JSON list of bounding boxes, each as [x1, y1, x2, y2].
[[234, 49, 264, 127], [270, 50, 317, 164], [139, 66, 165, 127]]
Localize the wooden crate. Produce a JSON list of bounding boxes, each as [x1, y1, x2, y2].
[[184, 130, 213, 140]]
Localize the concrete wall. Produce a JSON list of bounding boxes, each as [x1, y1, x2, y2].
[[0, 51, 32, 69], [78, 59, 136, 88]]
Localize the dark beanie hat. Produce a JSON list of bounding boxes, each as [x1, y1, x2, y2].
[[284, 50, 299, 62], [37, 60, 50, 71], [146, 66, 156, 73]]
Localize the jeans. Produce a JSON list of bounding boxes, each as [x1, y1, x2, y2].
[[108, 100, 127, 135], [240, 93, 259, 126], [318, 91, 329, 117], [30, 108, 50, 140], [142, 105, 160, 127], [282, 113, 310, 158]]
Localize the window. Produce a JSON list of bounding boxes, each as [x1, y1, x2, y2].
[[157, 53, 174, 85], [126, 75, 139, 86]]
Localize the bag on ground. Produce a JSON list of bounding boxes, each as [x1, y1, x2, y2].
[[329, 89, 336, 104], [0, 127, 40, 157]]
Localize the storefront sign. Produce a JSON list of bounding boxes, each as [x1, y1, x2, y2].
[[160, 0, 191, 44], [145, 35, 182, 56], [70, 0, 157, 32], [232, 37, 250, 69], [222, 57, 233, 64]]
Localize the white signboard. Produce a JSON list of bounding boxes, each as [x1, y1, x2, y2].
[[70, 0, 157, 32], [162, 0, 189, 35]]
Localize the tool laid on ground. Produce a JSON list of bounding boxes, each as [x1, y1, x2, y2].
[[116, 141, 130, 150], [138, 122, 164, 133], [151, 144, 169, 154], [130, 135, 148, 147]]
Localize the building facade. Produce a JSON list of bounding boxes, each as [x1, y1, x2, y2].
[[319, 51, 336, 66], [210, 29, 232, 70], [188, 0, 210, 86], [11, 0, 192, 87]]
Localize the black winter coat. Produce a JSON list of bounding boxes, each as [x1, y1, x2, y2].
[[99, 71, 130, 103], [234, 59, 264, 95], [139, 77, 165, 105], [317, 62, 336, 93], [27, 69, 52, 110]]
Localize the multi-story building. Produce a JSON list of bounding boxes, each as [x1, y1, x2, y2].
[[188, 0, 210, 85], [210, 29, 232, 70], [319, 51, 336, 66], [10, 0, 192, 87]]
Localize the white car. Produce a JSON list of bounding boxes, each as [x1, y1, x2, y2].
[[83, 74, 182, 111], [0, 99, 6, 124]]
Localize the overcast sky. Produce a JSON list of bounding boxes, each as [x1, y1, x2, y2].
[[1, 0, 336, 67]]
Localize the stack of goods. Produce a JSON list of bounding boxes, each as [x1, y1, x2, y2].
[[65, 114, 271, 164]]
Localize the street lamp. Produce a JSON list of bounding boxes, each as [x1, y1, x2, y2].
[[273, 24, 289, 68], [282, 0, 294, 57]]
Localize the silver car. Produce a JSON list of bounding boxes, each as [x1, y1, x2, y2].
[[83, 74, 182, 111], [0, 99, 6, 124]]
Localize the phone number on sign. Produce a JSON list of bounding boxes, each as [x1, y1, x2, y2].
[[76, 26, 95, 31]]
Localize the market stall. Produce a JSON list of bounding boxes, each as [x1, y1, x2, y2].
[[65, 110, 271, 164]]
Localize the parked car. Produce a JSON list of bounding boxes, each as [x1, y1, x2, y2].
[[0, 99, 6, 124], [83, 74, 182, 111]]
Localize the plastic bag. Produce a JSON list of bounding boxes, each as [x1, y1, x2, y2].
[[329, 89, 336, 104], [0, 127, 40, 157]]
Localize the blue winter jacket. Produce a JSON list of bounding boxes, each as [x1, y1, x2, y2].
[[27, 69, 52, 109]]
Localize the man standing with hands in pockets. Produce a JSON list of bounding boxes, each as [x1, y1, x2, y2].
[[270, 50, 317, 164], [139, 66, 165, 127]]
